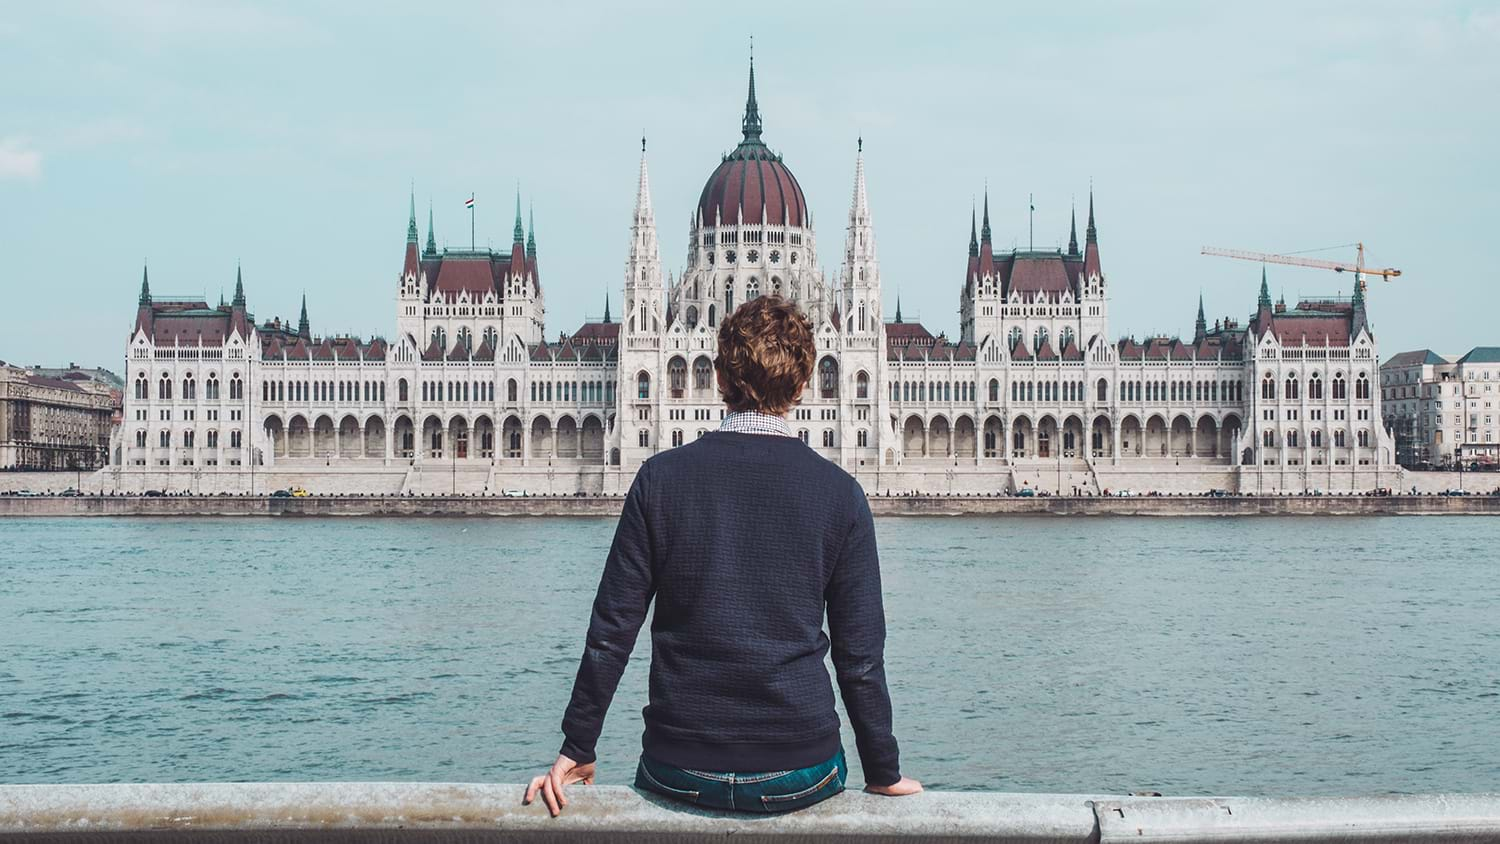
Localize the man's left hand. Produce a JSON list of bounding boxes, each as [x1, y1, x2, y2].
[[523, 754, 596, 817]]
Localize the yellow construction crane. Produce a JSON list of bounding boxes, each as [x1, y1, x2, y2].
[[1201, 243, 1401, 294]]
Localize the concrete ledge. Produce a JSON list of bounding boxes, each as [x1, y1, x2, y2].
[[4, 494, 1500, 517], [1, 784, 1498, 843], [0, 783, 1097, 843]]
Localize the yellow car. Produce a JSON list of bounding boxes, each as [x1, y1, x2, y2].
[[289, 486, 311, 498]]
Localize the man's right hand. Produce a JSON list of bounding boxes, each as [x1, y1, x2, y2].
[[865, 776, 923, 796]]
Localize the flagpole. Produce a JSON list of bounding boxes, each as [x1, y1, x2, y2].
[[470, 194, 475, 250], [1029, 193, 1034, 251]]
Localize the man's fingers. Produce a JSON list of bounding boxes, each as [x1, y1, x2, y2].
[[523, 774, 544, 805], [552, 771, 569, 807], [540, 777, 560, 816]]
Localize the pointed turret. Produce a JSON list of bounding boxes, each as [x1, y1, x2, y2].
[[424, 200, 437, 257], [624, 137, 662, 336], [1258, 266, 1272, 310], [298, 294, 311, 341], [233, 264, 245, 307], [133, 263, 154, 336], [1082, 190, 1102, 280], [968, 205, 979, 258], [526, 202, 536, 258], [407, 189, 419, 244], [401, 192, 420, 278], [512, 190, 525, 245], [603, 290, 612, 324], [1067, 204, 1079, 256], [980, 190, 992, 244], [1351, 275, 1368, 337], [741, 51, 763, 145], [1194, 293, 1207, 343], [894, 295, 903, 324]]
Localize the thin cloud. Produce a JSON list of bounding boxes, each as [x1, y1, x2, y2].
[[0, 137, 42, 181]]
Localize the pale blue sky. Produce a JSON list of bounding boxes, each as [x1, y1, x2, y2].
[[2, 1, 1497, 369]]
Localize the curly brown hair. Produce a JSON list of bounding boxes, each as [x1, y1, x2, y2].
[[714, 296, 816, 415]]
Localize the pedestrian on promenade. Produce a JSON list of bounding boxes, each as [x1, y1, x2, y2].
[[526, 295, 919, 816]]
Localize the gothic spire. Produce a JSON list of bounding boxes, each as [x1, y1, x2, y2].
[[407, 187, 418, 244], [1352, 274, 1365, 309], [980, 189, 992, 244], [1194, 293, 1207, 342], [633, 140, 655, 224], [425, 199, 436, 256], [298, 294, 310, 340], [233, 264, 245, 307], [1086, 189, 1098, 244], [138, 263, 151, 305], [741, 48, 763, 144], [1258, 266, 1272, 309], [526, 202, 536, 258], [969, 204, 979, 257], [602, 289, 612, 324], [512, 189, 524, 245], [849, 137, 869, 223], [894, 295, 903, 324], [1068, 204, 1079, 256]]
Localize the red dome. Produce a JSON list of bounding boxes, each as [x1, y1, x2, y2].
[[697, 145, 808, 228], [696, 58, 808, 229]]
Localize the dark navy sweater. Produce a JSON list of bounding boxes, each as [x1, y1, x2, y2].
[[559, 430, 902, 786]]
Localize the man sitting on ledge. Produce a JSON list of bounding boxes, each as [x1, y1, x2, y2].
[[526, 295, 920, 815]]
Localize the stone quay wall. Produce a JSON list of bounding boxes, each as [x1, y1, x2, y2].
[[1, 782, 1498, 843], [3, 492, 1500, 518]]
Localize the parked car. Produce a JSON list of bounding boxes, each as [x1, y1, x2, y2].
[[289, 486, 311, 498], [1114, 489, 1138, 497], [1207, 488, 1229, 497], [271, 489, 292, 498], [15, 489, 37, 497], [1013, 487, 1036, 497], [143, 489, 165, 497], [502, 488, 527, 497], [59, 488, 82, 497]]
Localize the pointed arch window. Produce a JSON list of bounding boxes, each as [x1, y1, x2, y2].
[[856, 370, 869, 399], [819, 357, 839, 399], [1008, 326, 1023, 349], [637, 371, 651, 400]]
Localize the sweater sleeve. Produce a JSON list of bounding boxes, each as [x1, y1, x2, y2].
[[559, 466, 656, 764], [824, 485, 901, 786]]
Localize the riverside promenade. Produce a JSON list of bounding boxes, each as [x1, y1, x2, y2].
[[2, 783, 1499, 842], [3, 492, 1500, 517]]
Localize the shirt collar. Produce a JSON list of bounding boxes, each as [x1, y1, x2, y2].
[[718, 410, 794, 437]]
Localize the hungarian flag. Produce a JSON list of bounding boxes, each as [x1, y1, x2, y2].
[[465, 195, 475, 209]]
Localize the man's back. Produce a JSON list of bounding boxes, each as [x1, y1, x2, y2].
[[638, 430, 864, 762], [529, 296, 915, 817]]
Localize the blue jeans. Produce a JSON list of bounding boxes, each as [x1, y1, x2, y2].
[[634, 747, 847, 813]]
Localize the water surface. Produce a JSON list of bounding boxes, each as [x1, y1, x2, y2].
[[2, 516, 1496, 795]]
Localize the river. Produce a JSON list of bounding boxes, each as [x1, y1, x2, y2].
[[2, 516, 1496, 795]]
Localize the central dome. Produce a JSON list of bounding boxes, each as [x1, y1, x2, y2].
[[695, 60, 808, 229]]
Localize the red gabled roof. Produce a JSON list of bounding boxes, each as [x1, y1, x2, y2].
[[1011, 339, 1032, 361], [530, 341, 552, 362], [1002, 254, 1076, 298], [433, 257, 500, 301], [1269, 316, 1352, 346], [1034, 338, 1057, 361], [421, 336, 444, 362], [572, 321, 620, 345]]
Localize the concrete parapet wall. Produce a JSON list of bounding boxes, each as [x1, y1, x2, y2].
[[3, 493, 1500, 518], [1, 783, 1497, 842]]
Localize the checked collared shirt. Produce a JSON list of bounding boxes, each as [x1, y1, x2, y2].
[[718, 410, 794, 437]]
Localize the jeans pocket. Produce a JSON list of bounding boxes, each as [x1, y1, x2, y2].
[[759, 764, 841, 809], [636, 758, 701, 803]]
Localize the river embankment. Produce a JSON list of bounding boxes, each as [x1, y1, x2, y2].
[[2, 492, 1498, 516]]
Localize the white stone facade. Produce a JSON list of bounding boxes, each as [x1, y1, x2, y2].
[[107, 67, 1398, 495]]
